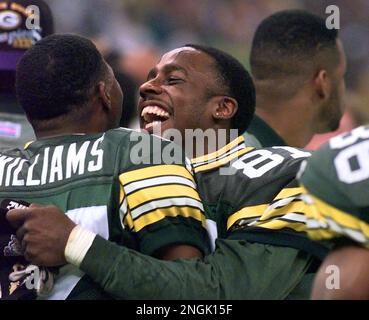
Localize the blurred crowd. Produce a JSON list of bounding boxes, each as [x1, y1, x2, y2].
[[46, 0, 368, 147]]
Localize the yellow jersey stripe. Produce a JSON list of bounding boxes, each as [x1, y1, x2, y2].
[[303, 190, 369, 241], [191, 136, 245, 164], [133, 207, 206, 232], [227, 204, 268, 230], [227, 187, 307, 230], [119, 185, 125, 206], [275, 187, 303, 200], [119, 165, 193, 185], [227, 201, 307, 230], [24, 140, 34, 150], [260, 200, 307, 222], [194, 147, 252, 173], [254, 218, 307, 233], [127, 184, 201, 210], [123, 212, 134, 230]]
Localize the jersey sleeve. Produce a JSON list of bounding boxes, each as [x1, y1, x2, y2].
[[223, 147, 329, 259], [299, 127, 369, 248], [118, 132, 210, 256], [300, 187, 369, 249]]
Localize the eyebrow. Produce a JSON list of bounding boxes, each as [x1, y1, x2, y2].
[[147, 63, 188, 80]]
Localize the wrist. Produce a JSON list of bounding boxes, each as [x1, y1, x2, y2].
[[64, 225, 96, 268]]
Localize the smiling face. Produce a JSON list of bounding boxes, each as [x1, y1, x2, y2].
[[138, 47, 223, 136]]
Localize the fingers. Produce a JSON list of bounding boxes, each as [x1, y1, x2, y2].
[[6, 203, 44, 228], [16, 225, 27, 242], [29, 203, 43, 209], [6, 208, 29, 228]]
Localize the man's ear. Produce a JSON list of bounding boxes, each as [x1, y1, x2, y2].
[[212, 96, 238, 120], [97, 81, 112, 112], [313, 69, 332, 101]]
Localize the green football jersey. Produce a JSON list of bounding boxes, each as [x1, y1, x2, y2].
[[299, 125, 369, 249], [0, 128, 209, 299], [192, 135, 326, 258]]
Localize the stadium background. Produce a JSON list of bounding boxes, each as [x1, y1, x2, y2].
[[46, 0, 368, 148]]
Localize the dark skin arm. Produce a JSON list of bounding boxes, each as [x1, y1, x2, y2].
[[311, 245, 369, 300], [6, 204, 203, 267]]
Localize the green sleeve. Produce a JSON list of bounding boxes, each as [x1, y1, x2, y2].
[[80, 236, 314, 299]]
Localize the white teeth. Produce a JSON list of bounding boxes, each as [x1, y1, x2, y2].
[[141, 105, 170, 118]]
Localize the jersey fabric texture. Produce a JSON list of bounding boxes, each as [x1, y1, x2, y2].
[[80, 236, 313, 299], [0, 128, 209, 299], [299, 125, 369, 249]]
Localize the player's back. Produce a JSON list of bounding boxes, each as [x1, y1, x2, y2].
[[299, 125, 369, 248], [0, 128, 141, 299], [1, 128, 132, 241], [0, 127, 209, 299]]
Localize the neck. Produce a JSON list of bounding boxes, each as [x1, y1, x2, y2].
[[255, 93, 316, 148], [34, 118, 107, 140]]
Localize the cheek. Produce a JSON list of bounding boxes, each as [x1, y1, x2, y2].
[[340, 80, 346, 97], [117, 85, 124, 105]]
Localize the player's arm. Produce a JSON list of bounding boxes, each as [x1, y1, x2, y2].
[[118, 163, 210, 260], [7, 205, 220, 299], [113, 133, 211, 260], [297, 128, 369, 299], [6, 163, 210, 265], [226, 175, 328, 257]]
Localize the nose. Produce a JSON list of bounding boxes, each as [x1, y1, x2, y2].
[[139, 79, 163, 99]]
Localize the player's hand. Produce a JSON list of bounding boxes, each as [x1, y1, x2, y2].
[[6, 204, 76, 267]]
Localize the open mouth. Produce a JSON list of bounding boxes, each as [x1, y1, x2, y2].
[[141, 105, 171, 131]]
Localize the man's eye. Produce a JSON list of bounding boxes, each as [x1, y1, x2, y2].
[[167, 77, 183, 84]]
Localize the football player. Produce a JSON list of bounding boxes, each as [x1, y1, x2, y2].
[[7, 43, 338, 299], [1, 34, 210, 300], [299, 125, 369, 299], [244, 10, 346, 148]]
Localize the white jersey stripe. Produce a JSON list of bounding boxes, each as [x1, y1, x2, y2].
[[124, 175, 195, 195], [131, 197, 204, 220]]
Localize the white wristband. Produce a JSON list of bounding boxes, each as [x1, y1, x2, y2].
[[64, 225, 96, 268]]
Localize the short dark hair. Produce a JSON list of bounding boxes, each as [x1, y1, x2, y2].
[[185, 44, 255, 134], [16, 34, 106, 121], [251, 10, 340, 97]]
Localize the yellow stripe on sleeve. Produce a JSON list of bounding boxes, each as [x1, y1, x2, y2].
[[275, 187, 304, 200], [123, 211, 134, 230], [119, 185, 125, 206], [194, 147, 252, 173], [227, 204, 268, 230], [254, 218, 307, 233], [191, 136, 246, 164], [227, 187, 306, 230], [119, 165, 194, 186], [127, 184, 201, 209], [132, 207, 206, 232], [301, 187, 369, 245]]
